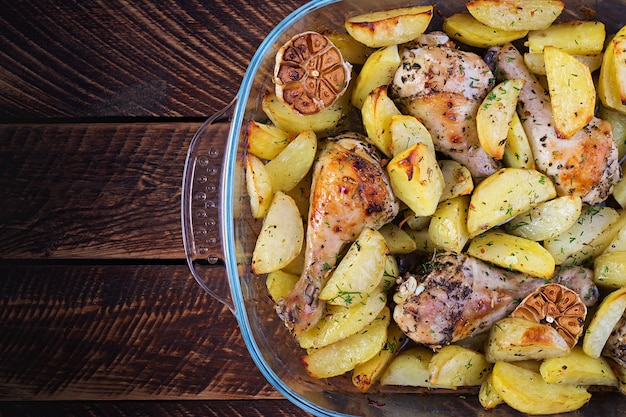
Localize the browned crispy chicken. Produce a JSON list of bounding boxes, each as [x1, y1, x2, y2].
[[604, 316, 626, 369], [486, 43, 621, 204], [276, 133, 398, 337], [393, 252, 598, 348], [391, 33, 500, 179]]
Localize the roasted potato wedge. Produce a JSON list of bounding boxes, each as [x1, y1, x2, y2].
[[325, 32, 373, 65], [485, 317, 570, 363], [613, 161, 626, 208], [502, 112, 535, 169], [428, 196, 470, 254], [380, 346, 448, 388], [598, 105, 626, 160], [540, 346, 618, 387], [405, 228, 436, 254], [594, 251, 626, 289], [245, 154, 274, 219], [265, 269, 298, 301], [604, 224, 626, 253], [246, 120, 292, 160], [598, 34, 626, 114], [439, 160, 473, 202], [466, 168, 556, 237], [544, 46, 595, 139], [467, 230, 555, 278], [443, 13, 527, 48], [479, 373, 504, 410], [362, 85, 401, 157], [387, 142, 445, 217], [477, 78, 525, 159], [428, 345, 492, 388], [251, 192, 304, 274], [319, 228, 388, 306], [523, 52, 603, 76], [351, 44, 400, 109], [389, 114, 435, 156], [492, 361, 591, 415], [265, 130, 317, 193], [344, 6, 433, 48], [505, 195, 582, 241], [302, 307, 390, 379], [466, 0, 563, 31], [378, 223, 417, 255], [582, 286, 626, 358], [526, 20, 606, 55]]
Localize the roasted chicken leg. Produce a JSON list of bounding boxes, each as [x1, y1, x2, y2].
[[486, 43, 621, 204], [393, 252, 598, 348], [276, 134, 398, 337], [604, 315, 626, 369]]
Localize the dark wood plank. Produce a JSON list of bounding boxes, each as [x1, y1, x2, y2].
[[0, 264, 280, 401], [0, 0, 308, 120], [0, 122, 230, 259]]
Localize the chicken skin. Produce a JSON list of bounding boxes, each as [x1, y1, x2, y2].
[[486, 43, 621, 205], [393, 252, 598, 348], [276, 134, 398, 337], [391, 33, 500, 179], [604, 316, 626, 369]]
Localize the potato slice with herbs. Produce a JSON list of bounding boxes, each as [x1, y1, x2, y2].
[[264, 130, 317, 193], [387, 142, 444, 217], [467, 230, 555, 278], [505, 195, 582, 241], [389, 114, 435, 156], [325, 32, 373, 66], [443, 13, 527, 48], [603, 224, 626, 253], [492, 361, 591, 415], [477, 78, 525, 159], [523, 52, 603, 76], [466, 0, 563, 31], [251, 192, 304, 274], [479, 373, 503, 410], [540, 346, 618, 387], [246, 120, 292, 160], [245, 154, 274, 219], [503, 112, 535, 169], [526, 20, 606, 55], [301, 307, 390, 379], [362, 85, 401, 157], [466, 168, 556, 237], [318, 228, 388, 307], [428, 345, 492, 388], [544, 46, 595, 139], [439, 160, 473, 202], [598, 29, 626, 114], [351, 44, 400, 109], [380, 346, 448, 388], [594, 251, 626, 289], [265, 269, 298, 301], [598, 106, 626, 160], [378, 223, 417, 255], [344, 5, 433, 48], [582, 286, 626, 358], [428, 196, 470, 254]]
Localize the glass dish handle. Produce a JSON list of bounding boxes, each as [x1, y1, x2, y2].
[[181, 100, 236, 314]]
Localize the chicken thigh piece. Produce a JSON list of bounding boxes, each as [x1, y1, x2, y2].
[[393, 252, 598, 348], [486, 43, 621, 205], [276, 134, 399, 337], [603, 315, 626, 369], [391, 33, 500, 179]]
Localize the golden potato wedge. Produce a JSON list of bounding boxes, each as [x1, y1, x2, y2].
[[594, 251, 626, 289], [505, 195, 582, 241], [477, 79, 525, 158], [614, 36, 626, 107], [344, 5, 433, 48], [362, 85, 401, 157], [443, 13, 527, 48], [352, 322, 406, 393], [526, 20, 606, 55], [325, 32, 373, 66], [503, 112, 535, 169], [319, 228, 388, 306], [543, 205, 622, 266], [264, 130, 317, 193], [404, 212, 431, 231], [246, 120, 292, 160], [380, 346, 448, 388], [598, 36, 626, 114], [245, 154, 274, 219], [582, 286, 626, 358], [351, 44, 400, 109], [265, 269, 298, 301], [544, 46, 595, 139], [389, 114, 435, 156], [604, 224, 626, 253], [262, 91, 351, 135], [377, 223, 417, 255], [387, 142, 445, 217], [285, 171, 311, 218], [302, 307, 390, 379], [467, 230, 555, 278], [598, 106, 626, 161], [479, 373, 503, 410], [251, 192, 304, 274], [298, 291, 387, 349], [485, 317, 570, 363], [466, 168, 556, 237], [405, 228, 436, 254], [466, 0, 563, 31], [428, 196, 470, 254], [612, 161, 626, 209], [492, 361, 591, 415], [378, 255, 399, 294], [428, 345, 492, 388], [439, 160, 473, 202], [523, 52, 603, 76], [540, 346, 618, 387]]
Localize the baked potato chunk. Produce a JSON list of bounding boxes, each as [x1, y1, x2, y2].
[[380, 346, 448, 388], [245, 154, 274, 219], [428, 345, 492, 388], [502, 112, 535, 169], [443, 13, 527, 48], [526, 20, 606, 55], [582, 286, 626, 358], [540, 346, 618, 387], [264, 130, 317, 193], [505, 195, 582, 241], [351, 45, 400, 109], [361, 85, 401, 157], [428, 196, 470, 254], [466, 0, 563, 31]]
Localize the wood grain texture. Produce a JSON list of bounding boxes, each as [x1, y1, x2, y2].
[[0, 264, 279, 401], [0, 0, 308, 120]]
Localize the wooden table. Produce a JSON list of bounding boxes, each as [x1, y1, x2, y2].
[[0, 0, 314, 415]]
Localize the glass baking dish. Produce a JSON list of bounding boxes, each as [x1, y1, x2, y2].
[[182, 0, 626, 415]]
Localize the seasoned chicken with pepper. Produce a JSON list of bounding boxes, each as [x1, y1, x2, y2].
[[393, 252, 598, 348], [486, 43, 621, 205], [390, 33, 500, 179], [276, 134, 398, 337], [603, 316, 626, 369]]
